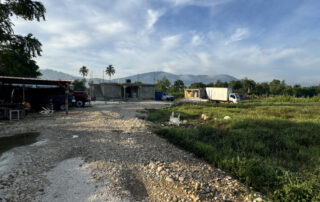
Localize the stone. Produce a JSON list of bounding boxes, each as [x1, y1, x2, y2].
[[253, 197, 264, 202], [149, 162, 155, 170], [165, 177, 174, 183], [191, 194, 199, 201], [194, 183, 199, 190]]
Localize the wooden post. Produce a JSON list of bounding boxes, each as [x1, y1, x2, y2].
[[22, 85, 25, 102], [65, 86, 69, 115]]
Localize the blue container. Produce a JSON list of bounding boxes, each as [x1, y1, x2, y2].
[[155, 92, 163, 101]]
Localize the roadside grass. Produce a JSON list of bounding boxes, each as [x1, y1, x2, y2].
[[147, 97, 320, 201]]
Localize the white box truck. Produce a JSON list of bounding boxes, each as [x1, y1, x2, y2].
[[205, 87, 240, 103]]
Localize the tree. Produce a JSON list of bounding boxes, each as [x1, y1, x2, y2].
[[72, 79, 86, 91], [79, 66, 88, 78], [173, 80, 184, 91], [105, 64, 115, 80], [206, 82, 214, 87], [269, 79, 285, 95], [228, 80, 242, 91], [0, 0, 46, 77], [155, 76, 171, 92], [241, 78, 256, 94], [254, 82, 270, 95], [189, 82, 206, 89]]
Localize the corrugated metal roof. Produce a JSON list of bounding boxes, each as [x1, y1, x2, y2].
[[0, 76, 72, 85]]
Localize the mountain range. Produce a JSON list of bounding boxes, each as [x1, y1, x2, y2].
[[40, 69, 238, 86]]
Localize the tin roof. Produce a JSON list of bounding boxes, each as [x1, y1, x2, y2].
[[0, 76, 72, 86]]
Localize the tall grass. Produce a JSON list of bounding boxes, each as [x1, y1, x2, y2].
[[148, 97, 320, 201], [261, 95, 320, 103]]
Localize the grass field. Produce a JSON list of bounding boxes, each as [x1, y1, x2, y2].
[[147, 96, 320, 201]]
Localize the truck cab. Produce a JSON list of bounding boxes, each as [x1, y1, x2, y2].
[[71, 91, 91, 107], [161, 93, 174, 101], [229, 93, 240, 103]]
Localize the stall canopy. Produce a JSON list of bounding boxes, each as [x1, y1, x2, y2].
[[0, 76, 73, 115], [0, 76, 72, 86]]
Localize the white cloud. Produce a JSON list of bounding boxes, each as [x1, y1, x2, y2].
[[146, 9, 165, 29], [96, 22, 129, 35], [162, 35, 181, 49], [224, 28, 250, 45], [164, 0, 232, 7], [191, 35, 202, 46]]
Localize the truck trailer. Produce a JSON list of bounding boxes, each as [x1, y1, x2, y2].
[[205, 87, 240, 103]]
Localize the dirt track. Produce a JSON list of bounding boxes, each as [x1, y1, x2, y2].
[[0, 101, 256, 201]]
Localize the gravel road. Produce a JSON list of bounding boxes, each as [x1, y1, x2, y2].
[[0, 101, 258, 201]]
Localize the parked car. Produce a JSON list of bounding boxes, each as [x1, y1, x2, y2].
[[71, 91, 91, 107], [161, 93, 174, 101]]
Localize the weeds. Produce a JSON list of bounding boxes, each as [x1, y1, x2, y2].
[[148, 97, 320, 201]]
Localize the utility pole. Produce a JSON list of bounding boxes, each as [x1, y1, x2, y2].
[[102, 70, 104, 83]]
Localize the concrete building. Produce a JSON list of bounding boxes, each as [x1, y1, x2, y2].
[[90, 82, 155, 101]]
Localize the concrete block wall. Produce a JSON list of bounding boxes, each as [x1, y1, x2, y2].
[[140, 86, 155, 99], [101, 83, 122, 99]]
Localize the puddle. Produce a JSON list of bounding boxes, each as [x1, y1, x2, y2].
[[0, 132, 40, 155]]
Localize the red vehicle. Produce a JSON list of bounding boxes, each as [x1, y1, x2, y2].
[[71, 91, 91, 107]]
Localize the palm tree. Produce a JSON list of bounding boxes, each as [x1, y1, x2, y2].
[[106, 64, 115, 80], [79, 66, 88, 78]]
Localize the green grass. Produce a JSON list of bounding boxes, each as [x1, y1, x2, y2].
[[147, 96, 320, 201]]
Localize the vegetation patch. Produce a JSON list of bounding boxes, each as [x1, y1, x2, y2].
[[147, 97, 320, 201]]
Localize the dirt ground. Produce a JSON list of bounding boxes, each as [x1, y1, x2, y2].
[[0, 101, 258, 202]]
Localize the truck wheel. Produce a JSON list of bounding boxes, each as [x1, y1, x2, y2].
[[76, 100, 84, 107]]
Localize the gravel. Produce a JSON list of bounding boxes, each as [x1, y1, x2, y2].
[[0, 101, 261, 201]]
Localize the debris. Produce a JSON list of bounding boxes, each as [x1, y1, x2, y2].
[[182, 120, 188, 124], [72, 135, 79, 139], [224, 116, 231, 120], [40, 107, 54, 115], [201, 114, 208, 120], [169, 112, 180, 126]]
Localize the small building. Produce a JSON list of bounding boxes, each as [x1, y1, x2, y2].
[[184, 88, 206, 99], [89, 82, 155, 101]]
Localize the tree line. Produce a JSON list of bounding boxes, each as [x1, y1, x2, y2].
[[156, 76, 320, 98]]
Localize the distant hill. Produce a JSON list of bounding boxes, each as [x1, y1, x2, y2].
[[113, 71, 238, 86], [40, 69, 238, 86], [40, 69, 80, 80]]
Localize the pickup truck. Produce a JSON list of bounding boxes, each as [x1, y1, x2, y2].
[[71, 91, 91, 107], [161, 93, 174, 101]]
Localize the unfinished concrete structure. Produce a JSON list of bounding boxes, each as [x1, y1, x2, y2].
[[90, 82, 155, 101], [184, 88, 206, 99]]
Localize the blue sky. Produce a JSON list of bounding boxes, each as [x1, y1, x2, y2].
[[13, 0, 320, 84]]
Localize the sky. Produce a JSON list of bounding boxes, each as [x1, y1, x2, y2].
[[12, 0, 320, 85]]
